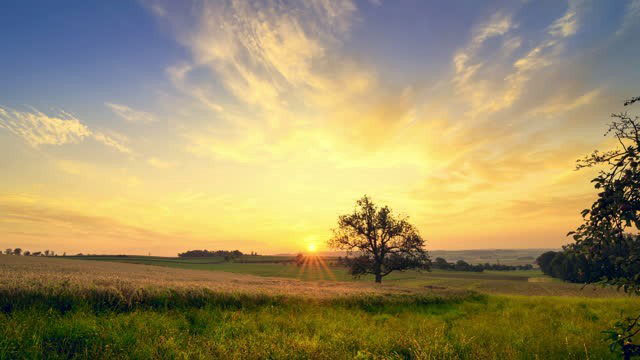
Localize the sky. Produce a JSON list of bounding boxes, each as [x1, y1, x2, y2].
[[1, 0, 640, 256]]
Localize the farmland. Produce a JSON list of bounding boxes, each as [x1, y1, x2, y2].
[[69, 254, 622, 297], [0, 255, 637, 359]]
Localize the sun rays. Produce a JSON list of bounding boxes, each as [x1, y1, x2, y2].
[[295, 253, 336, 281]]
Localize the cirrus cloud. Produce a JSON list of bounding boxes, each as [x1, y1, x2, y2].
[[0, 106, 131, 153], [105, 102, 156, 124]]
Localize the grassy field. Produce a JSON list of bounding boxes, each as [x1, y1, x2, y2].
[[70, 254, 622, 297], [0, 255, 637, 359]]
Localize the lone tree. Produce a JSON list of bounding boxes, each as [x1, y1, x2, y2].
[[328, 195, 430, 283], [567, 96, 640, 358]]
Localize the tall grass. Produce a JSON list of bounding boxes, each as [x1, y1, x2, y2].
[[0, 256, 636, 359], [0, 278, 478, 314], [1, 295, 636, 359]]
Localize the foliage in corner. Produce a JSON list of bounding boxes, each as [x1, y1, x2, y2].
[[567, 96, 640, 358]]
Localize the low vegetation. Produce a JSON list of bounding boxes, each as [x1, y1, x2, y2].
[[1, 255, 637, 359]]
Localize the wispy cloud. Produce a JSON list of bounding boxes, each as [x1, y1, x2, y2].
[[548, 8, 577, 38], [148, 0, 415, 163], [0, 106, 131, 153], [452, 2, 585, 117], [0, 107, 91, 146], [105, 102, 156, 124]]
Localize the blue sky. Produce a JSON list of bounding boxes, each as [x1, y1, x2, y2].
[[1, 0, 639, 255], [0, 1, 179, 117]]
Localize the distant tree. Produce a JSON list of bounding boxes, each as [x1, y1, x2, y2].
[[44, 250, 50, 257], [13, 248, 22, 256], [566, 97, 640, 358], [178, 249, 244, 258], [23, 250, 31, 256], [63, 252, 66, 257], [294, 253, 305, 267], [32, 251, 42, 256], [433, 257, 452, 269], [4, 249, 12, 255], [454, 260, 471, 271], [536, 251, 558, 275], [328, 195, 430, 283]]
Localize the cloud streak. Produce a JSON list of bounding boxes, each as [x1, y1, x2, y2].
[[106, 102, 156, 124], [0, 106, 131, 153]]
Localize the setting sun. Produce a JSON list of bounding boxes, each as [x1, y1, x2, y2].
[[307, 243, 317, 253]]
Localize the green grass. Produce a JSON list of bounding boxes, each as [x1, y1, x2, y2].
[[1, 294, 636, 359]]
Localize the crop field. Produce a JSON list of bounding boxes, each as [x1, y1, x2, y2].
[[0, 255, 637, 359], [70, 254, 623, 297]]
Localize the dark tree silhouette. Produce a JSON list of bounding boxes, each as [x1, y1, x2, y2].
[[566, 97, 640, 358], [13, 248, 22, 256], [294, 253, 305, 267], [433, 257, 451, 269], [328, 195, 430, 283], [536, 251, 558, 275], [178, 249, 244, 259]]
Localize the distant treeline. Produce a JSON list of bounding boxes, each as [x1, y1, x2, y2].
[[432, 257, 533, 272], [333, 256, 533, 272], [177, 249, 249, 259], [3, 248, 62, 257], [536, 235, 640, 284]]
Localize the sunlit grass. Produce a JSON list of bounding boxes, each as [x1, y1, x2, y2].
[[0, 255, 635, 359], [0, 293, 635, 359]]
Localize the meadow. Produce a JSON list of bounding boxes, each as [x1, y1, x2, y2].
[[70, 254, 622, 297], [0, 255, 637, 359]]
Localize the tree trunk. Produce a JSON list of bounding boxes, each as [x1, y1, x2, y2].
[[375, 273, 382, 283]]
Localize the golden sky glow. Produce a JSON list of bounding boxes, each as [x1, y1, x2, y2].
[[1, 1, 639, 255]]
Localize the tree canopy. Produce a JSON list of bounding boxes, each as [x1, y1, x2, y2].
[[328, 195, 430, 283], [566, 97, 640, 358]]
